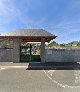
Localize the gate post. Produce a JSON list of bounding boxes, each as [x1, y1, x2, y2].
[[40, 38, 46, 63], [30, 44, 32, 61], [13, 39, 21, 63]]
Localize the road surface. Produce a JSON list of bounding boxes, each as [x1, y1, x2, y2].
[[0, 67, 80, 92]]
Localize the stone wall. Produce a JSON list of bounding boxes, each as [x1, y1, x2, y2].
[[45, 49, 80, 62], [0, 48, 80, 62], [0, 48, 13, 62]]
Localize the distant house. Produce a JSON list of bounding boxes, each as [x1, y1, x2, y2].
[[66, 43, 72, 46], [72, 41, 78, 46], [77, 41, 80, 46], [66, 41, 78, 46]]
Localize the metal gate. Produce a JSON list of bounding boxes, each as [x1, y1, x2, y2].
[[20, 44, 41, 62]]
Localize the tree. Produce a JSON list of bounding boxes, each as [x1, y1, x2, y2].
[[48, 41, 58, 46], [60, 43, 65, 46]]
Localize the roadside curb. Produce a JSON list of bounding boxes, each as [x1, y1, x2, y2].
[[27, 65, 80, 70], [0, 65, 80, 69], [0, 66, 28, 69]]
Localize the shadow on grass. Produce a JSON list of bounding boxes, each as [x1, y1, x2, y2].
[[27, 62, 80, 70]]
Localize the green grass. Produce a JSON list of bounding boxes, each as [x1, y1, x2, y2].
[[60, 46, 80, 49]]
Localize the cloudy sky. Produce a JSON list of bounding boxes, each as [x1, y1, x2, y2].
[[0, 0, 80, 43]]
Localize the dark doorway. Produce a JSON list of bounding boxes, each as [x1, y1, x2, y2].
[[20, 44, 41, 62]]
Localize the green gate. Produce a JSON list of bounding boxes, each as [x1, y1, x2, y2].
[[20, 44, 41, 62]]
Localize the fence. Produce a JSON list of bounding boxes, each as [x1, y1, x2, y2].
[[46, 49, 80, 62], [0, 48, 80, 62]]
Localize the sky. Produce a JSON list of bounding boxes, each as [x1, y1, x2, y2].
[[0, 0, 80, 44]]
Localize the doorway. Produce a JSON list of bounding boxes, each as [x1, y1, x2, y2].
[[20, 43, 41, 62]]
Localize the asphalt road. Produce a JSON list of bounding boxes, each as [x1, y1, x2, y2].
[[0, 67, 80, 92]]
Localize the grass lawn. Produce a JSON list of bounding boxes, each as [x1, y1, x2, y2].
[[60, 46, 80, 49]]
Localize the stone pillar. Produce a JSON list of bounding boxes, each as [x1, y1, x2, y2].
[[40, 38, 46, 63], [13, 39, 21, 63]]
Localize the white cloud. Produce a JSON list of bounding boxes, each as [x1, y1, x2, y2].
[[0, 0, 47, 34], [0, 0, 22, 26], [0, 0, 80, 39]]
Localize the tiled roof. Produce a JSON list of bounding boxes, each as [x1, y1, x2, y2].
[[1, 29, 56, 37]]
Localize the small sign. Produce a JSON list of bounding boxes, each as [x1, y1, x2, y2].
[[47, 50, 52, 54]]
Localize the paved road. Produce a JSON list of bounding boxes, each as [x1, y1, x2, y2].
[[0, 67, 80, 92]]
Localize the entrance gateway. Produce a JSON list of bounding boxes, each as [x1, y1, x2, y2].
[[0, 29, 56, 63], [20, 44, 41, 62]]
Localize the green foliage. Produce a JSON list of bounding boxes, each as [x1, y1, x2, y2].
[[21, 42, 28, 46], [48, 41, 58, 46], [63, 46, 80, 49], [0, 40, 13, 48], [60, 44, 65, 46]]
